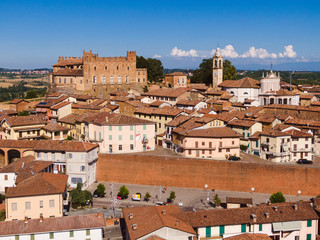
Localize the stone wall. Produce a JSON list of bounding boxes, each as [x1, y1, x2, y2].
[[97, 154, 320, 196]]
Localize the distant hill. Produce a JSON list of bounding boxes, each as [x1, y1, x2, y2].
[[236, 62, 320, 71]]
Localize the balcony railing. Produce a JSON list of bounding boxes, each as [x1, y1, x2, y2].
[[291, 148, 312, 152]]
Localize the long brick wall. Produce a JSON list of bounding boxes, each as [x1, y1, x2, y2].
[[97, 154, 320, 196]]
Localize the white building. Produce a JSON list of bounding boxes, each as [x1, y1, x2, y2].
[[34, 140, 99, 189], [219, 70, 300, 106], [0, 213, 105, 240]]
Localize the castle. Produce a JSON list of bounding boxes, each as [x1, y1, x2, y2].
[[49, 50, 147, 97]]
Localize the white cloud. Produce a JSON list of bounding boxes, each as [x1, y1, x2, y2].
[[211, 44, 239, 58], [153, 54, 162, 58], [279, 45, 296, 58], [240, 46, 278, 59], [170, 46, 198, 57]]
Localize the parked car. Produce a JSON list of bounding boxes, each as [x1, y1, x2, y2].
[[297, 159, 313, 164], [228, 156, 240, 161], [116, 195, 122, 200]]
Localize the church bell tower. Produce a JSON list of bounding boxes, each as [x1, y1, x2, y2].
[[212, 47, 223, 89]]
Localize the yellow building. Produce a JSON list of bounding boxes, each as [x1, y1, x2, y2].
[[5, 172, 68, 221]]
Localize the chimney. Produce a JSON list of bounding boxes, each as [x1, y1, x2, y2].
[[265, 213, 270, 219], [97, 212, 101, 217], [132, 224, 137, 231], [129, 213, 133, 219], [161, 210, 166, 215], [293, 204, 298, 211], [251, 214, 257, 223], [24, 217, 28, 223], [40, 215, 43, 223], [175, 221, 179, 227], [273, 206, 278, 212]]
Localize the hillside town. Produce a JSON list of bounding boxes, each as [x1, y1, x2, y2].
[[0, 47, 320, 240]]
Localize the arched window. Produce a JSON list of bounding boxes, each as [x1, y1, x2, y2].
[[105, 66, 107, 71], [94, 66, 96, 71], [270, 98, 274, 104], [278, 98, 282, 104], [93, 76, 97, 84], [102, 76, 106, 85], [86, 79, 88, 84], [244, 92, 248, 95], [230, 91, 234, 95], [110, 76, 114, 84], [219, 60, 222, 68], [215, 60, 218, 68], [127, 66, 130, 70], [118, 76, 121, 84], [284, 98, 288, 104], [126, 76, 129, 84], [264, 98, 267, 105]]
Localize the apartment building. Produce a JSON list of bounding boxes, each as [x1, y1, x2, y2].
[[84, 112, 156, 153], [5, 173, 68, 221]]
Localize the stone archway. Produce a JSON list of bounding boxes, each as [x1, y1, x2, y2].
[[8, 149, 21, 164]]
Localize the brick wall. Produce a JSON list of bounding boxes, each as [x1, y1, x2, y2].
[[97, 154, 320, 196]]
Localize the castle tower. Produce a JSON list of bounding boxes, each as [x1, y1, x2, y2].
[[212, 47, 223, 89]]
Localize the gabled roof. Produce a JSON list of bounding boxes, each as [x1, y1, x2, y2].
[[15, 161, 54, 185], [135, 106, 184, 117], [142, 87, 191, 98], [175, 201, 318, 228], [33, 140, 98, 152], [0, 213, 105, 236], [58, 113, 82, 125], [2, 115, 46, 127], [165, 72, 187, 76], [282, 129, 313, 138], [123, 205, 196, 240], [224, 233, 271, 240], [166, 115, 193, 127], [178, 127, 241, 138], [6, 172, 68, 198], [86, 112, 155, 125], [176, 99, 202, 106], [43, 122, 70, 132], [219, 77, 260, 89], [0, 155, 34, 174], [9, 99, 29, 104], [53, 58, 83, 67], [50, 101, 71, 110], [260, 129, 291, 137], [227, 119, 256, 128]]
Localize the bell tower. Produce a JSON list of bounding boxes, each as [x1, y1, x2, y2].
[[212, 47, 223, 89]]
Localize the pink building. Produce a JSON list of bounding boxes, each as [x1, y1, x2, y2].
[[176, 127, 241, 159], [86, 113, 156, 153]]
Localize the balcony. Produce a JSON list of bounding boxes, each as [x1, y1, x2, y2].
[[219, 145, 239, 149], [261, 142, 270, 146], [264, 151, 290, 157], [291, 148, 312, 152]]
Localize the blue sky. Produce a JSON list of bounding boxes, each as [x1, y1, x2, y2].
[[0, 0, 320, 69]]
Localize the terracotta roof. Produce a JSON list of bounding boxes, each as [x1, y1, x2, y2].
[[135, 106, 184, 117], [179, 127, 241, 138], [52, 69, 83, 77], [249, 131, 261, 140], [175, 201, 318, 228], [126, 100, 147, 108], [300, 94, 315, 99], [58, 114, 82, 125], [0, 140, 38, 149], [0, 213, 105, 236], [227, 119, 256, 128], [72, 94, 93, 100], [187, 83, 208, 90], [43, 122, 70, 132], [206, 89, 228, 95], [33, 140, 98, 152], [142, 87, 191, 98], [166, 115, 193, 127], [36, 96, 69, 108], [71, 103, 105, 110], [219, 77, 260, 89], [9, 99, 29, 104], [15, 161, 53, 185], [47, 92, 65, 98], [224, 233, 271, 240], [260, 129, 291, 137], [176, 99, 202, 106], [226, 197, 253, 205], [85, 112, 155, 125], [149, 100, 168, 107], [282, 129, 313, 138], [50, 101, 71, 110], [0, 155, 35, 173], [172, 118, 204, 134], [165, 72, 187, 76], [53, 58, 83, 67], [2, 115, 46, 127], [263, 89, 297, 96], [285, 118, 320, 128], [91, 99, 108, 106], [145, 236, 166, 240], [6, 172, 68, 198], [123, 205, 196, 240]]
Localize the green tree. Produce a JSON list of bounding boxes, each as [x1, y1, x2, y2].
[[65, 135, 73, 141], [96, 183, 106, 197], [168, 191, 176, 202], [18, 111, 30, 116], [118, 185, 129, 199], [223, 59, 237, 80], [144, 192, 151, 202], [270, 192, 286, 203], [316, 194, 320, 198], [191, 59, 237, 85], [136, 56, 164, 83], [26, 90, 37, 99], [70, 183, 92, 208], [143, 85, 148, 93], [213, 194, 221, 206]]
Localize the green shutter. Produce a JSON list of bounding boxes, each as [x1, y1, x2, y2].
[[259, 224, 262, 231], [130, 135, 133, 140], [119, 135, 122, 141], [109, 135, 112, 140], [99, 132, 101, 141], [307, 234, 311, 240], [15, 236, 19, 240], [70, 231, 74, 237], [118, 126, 122, 131], [109, 126, 112, 131], [256, 140, 259, 148], [50, 233, 54, 239], [130, 125, 133, 131], [143, 125, 146, 130], [219, 225, 225, 236], [205, 227, 211, 238], [86, 229, 90, 236], [241, 224, 246, 233], [307, 220, 312, 227], [31, 234, 35, 240]]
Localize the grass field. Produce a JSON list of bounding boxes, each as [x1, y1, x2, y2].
[[0, 75, 48, 88]]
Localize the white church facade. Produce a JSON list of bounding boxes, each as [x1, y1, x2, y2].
[[212, 49, 300, 106]]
